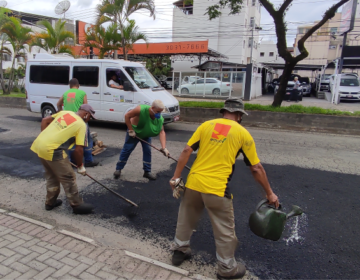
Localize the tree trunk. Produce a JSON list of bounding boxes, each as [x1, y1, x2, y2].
[[272, 61, 296, 107], [0, 42, 6, 94], [7, 54, 17, 94]]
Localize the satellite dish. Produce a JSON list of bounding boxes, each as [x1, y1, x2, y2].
[[0, 1, 7, 8], [55, 0, 71, 19]]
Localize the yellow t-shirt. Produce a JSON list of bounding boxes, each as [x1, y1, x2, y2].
[[31, 111, 87, 161], [186, 118, 260, 198]]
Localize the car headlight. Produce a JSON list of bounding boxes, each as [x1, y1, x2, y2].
[[162, 107, 170, 113]]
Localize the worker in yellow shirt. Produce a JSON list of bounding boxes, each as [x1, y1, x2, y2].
[[30, 104, 96, 214], [169, 98, 279, 280]]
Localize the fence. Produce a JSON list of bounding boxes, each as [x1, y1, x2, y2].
[[171, 71, 246, 99]]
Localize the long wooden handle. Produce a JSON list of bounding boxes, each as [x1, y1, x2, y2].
[[70, 162, 138, 207]]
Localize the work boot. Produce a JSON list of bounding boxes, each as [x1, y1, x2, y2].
[[45, 199, 62, 211], [85, 160, 100, 168], [114, 170, 121, 179], [171, 250, 191, 266], [217, 264, 246, 280], [143, 172, 156, 180], [72, 203, 94, 214]]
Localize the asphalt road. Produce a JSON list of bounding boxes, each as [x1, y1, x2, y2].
[[1, 108, 360, 279]]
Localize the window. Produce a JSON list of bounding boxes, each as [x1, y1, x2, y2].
[[124, 67, 160, 89], [330, 27, 338, 34], [269, 52, 274, 57], [248, 37, 253, 47], [206, 79, 217, 83], [252, 0, 256, 6], [195, 79, 205, 84], [260, 52, 265, 57], [298, 28, 304, 34], [30, 65, 70, 85], [2, 54, 11, 61], [250, 17, 254, 28], [340, 78, 359, 86], [73, 66, 99, 87], [106, 68, 131, 88], [329, 45, 336, 49]]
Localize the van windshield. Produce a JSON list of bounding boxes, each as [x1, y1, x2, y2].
[[124, 67, 160, 89]]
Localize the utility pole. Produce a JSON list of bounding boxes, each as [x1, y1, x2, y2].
[[244, 23, 262, 101]]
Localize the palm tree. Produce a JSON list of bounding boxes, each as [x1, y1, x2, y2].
[[31, 19, 74, 55], [83, 23, 122, 59], [1, 17, 32, 94], [96, 0, 155, 59], [121, 20, 148, 60], [0, 7, 10, 93]]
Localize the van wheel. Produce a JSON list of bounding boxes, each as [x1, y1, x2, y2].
[[42, 105, 56, 118], [181, 88, 189, 94], [213, 88, 220, 95]]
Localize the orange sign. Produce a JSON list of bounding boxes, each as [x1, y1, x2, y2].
[[75, 20, 209, 55]]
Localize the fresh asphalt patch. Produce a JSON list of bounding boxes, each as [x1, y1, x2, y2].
[[82, 155, 360, 279], [0, 141, 121, 178]]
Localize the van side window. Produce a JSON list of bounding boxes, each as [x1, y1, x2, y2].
[[106, 68, 130, 88], [30, 65, 69, 85], [73, 66, 99, 87]]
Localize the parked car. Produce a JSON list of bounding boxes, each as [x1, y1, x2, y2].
[[177, 78, 232, 95], [267, 78, 279, 93], [154, 76, 168, 89], [299, 77, 312, 96], [274, 81, 303, 101], [329, 73, 360, 101], [315, 74, 332, 92], [165, 77, 173, 89]]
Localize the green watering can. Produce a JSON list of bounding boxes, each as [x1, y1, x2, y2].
[[249, 199, 303, 241]]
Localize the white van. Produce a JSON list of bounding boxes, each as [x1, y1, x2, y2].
[[25, 54, 180, 123]]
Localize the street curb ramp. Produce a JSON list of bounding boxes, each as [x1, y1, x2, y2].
[[180, 107, 360, 136]]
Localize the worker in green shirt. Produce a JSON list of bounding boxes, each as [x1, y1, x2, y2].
[[113, 100, 170, 180], [57, 78, 99, 167]]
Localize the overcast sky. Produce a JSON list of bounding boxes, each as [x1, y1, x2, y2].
[[10, 0, 348, 46]]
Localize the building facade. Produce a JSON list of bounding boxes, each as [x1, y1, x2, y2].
[[171, 0, 262, 71]]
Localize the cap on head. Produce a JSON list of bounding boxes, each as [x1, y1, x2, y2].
[[220, 97, 248, 115], [79, 104, 96, 119]]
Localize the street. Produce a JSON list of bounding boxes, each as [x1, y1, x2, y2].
[[0, 107, 360, 279]]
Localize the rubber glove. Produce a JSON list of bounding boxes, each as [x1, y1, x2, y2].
[[160, 148, 170, 157], [77, 165, 86, 176], [170, 178, 185, 199], [128, 130, 136, 138]]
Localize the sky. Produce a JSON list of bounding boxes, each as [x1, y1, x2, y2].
[[8, 0, 350, 46]]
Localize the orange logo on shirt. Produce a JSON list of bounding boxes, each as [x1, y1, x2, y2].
[[56, 113, 77, 128], [211, 123, 231, 141], [67, 92, 76, 103]]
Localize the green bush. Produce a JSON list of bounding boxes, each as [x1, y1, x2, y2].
[[21, 87, 25, 93], [12, 87, 20, 92]]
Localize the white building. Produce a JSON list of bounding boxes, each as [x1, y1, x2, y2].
[[257, 40, 284, 64], [171, 0, 262, 72]]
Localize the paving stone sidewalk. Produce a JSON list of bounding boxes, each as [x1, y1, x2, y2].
[[0, 213, 195, 280]]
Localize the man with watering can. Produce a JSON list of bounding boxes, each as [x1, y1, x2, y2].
[[169, 98, 279, 280]]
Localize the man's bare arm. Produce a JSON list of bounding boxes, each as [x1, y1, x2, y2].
[[124, 106, 141, 131], [159, 126, 166, 149], [170, 145, 193, 189], [250, 163, 279, 208], [57, 96, 64, 112], [110, 84, 124, 89], [73, 145, 84, 167], [41, 117, 54, 131], [83, 95, 88, 104]]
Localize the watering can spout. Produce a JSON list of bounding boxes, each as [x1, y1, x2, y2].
[[286, 205, 303, 219]]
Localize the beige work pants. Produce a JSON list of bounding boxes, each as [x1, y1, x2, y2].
[[173, 188, 239, 276], [40, 158, 83, 207]]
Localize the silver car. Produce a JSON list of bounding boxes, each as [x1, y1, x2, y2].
[[177, 78, 232, 95]]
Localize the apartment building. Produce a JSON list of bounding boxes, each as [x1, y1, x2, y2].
[[293, 4, 360, 77], [172, 0, 262, 71]]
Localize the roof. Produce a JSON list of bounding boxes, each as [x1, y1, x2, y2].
[[192, 60, 245, 70], [262, 62, 324, 71], [9, 9, 58, 24]]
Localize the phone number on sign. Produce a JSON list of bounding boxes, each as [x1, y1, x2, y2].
[[166, 44, 206, 51]]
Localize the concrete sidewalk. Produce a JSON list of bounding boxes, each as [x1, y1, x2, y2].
[[0, 211, 204, 280]]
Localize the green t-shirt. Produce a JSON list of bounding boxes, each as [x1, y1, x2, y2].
[[132, 105, 164, 139], [63, 89, 86, 112]]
